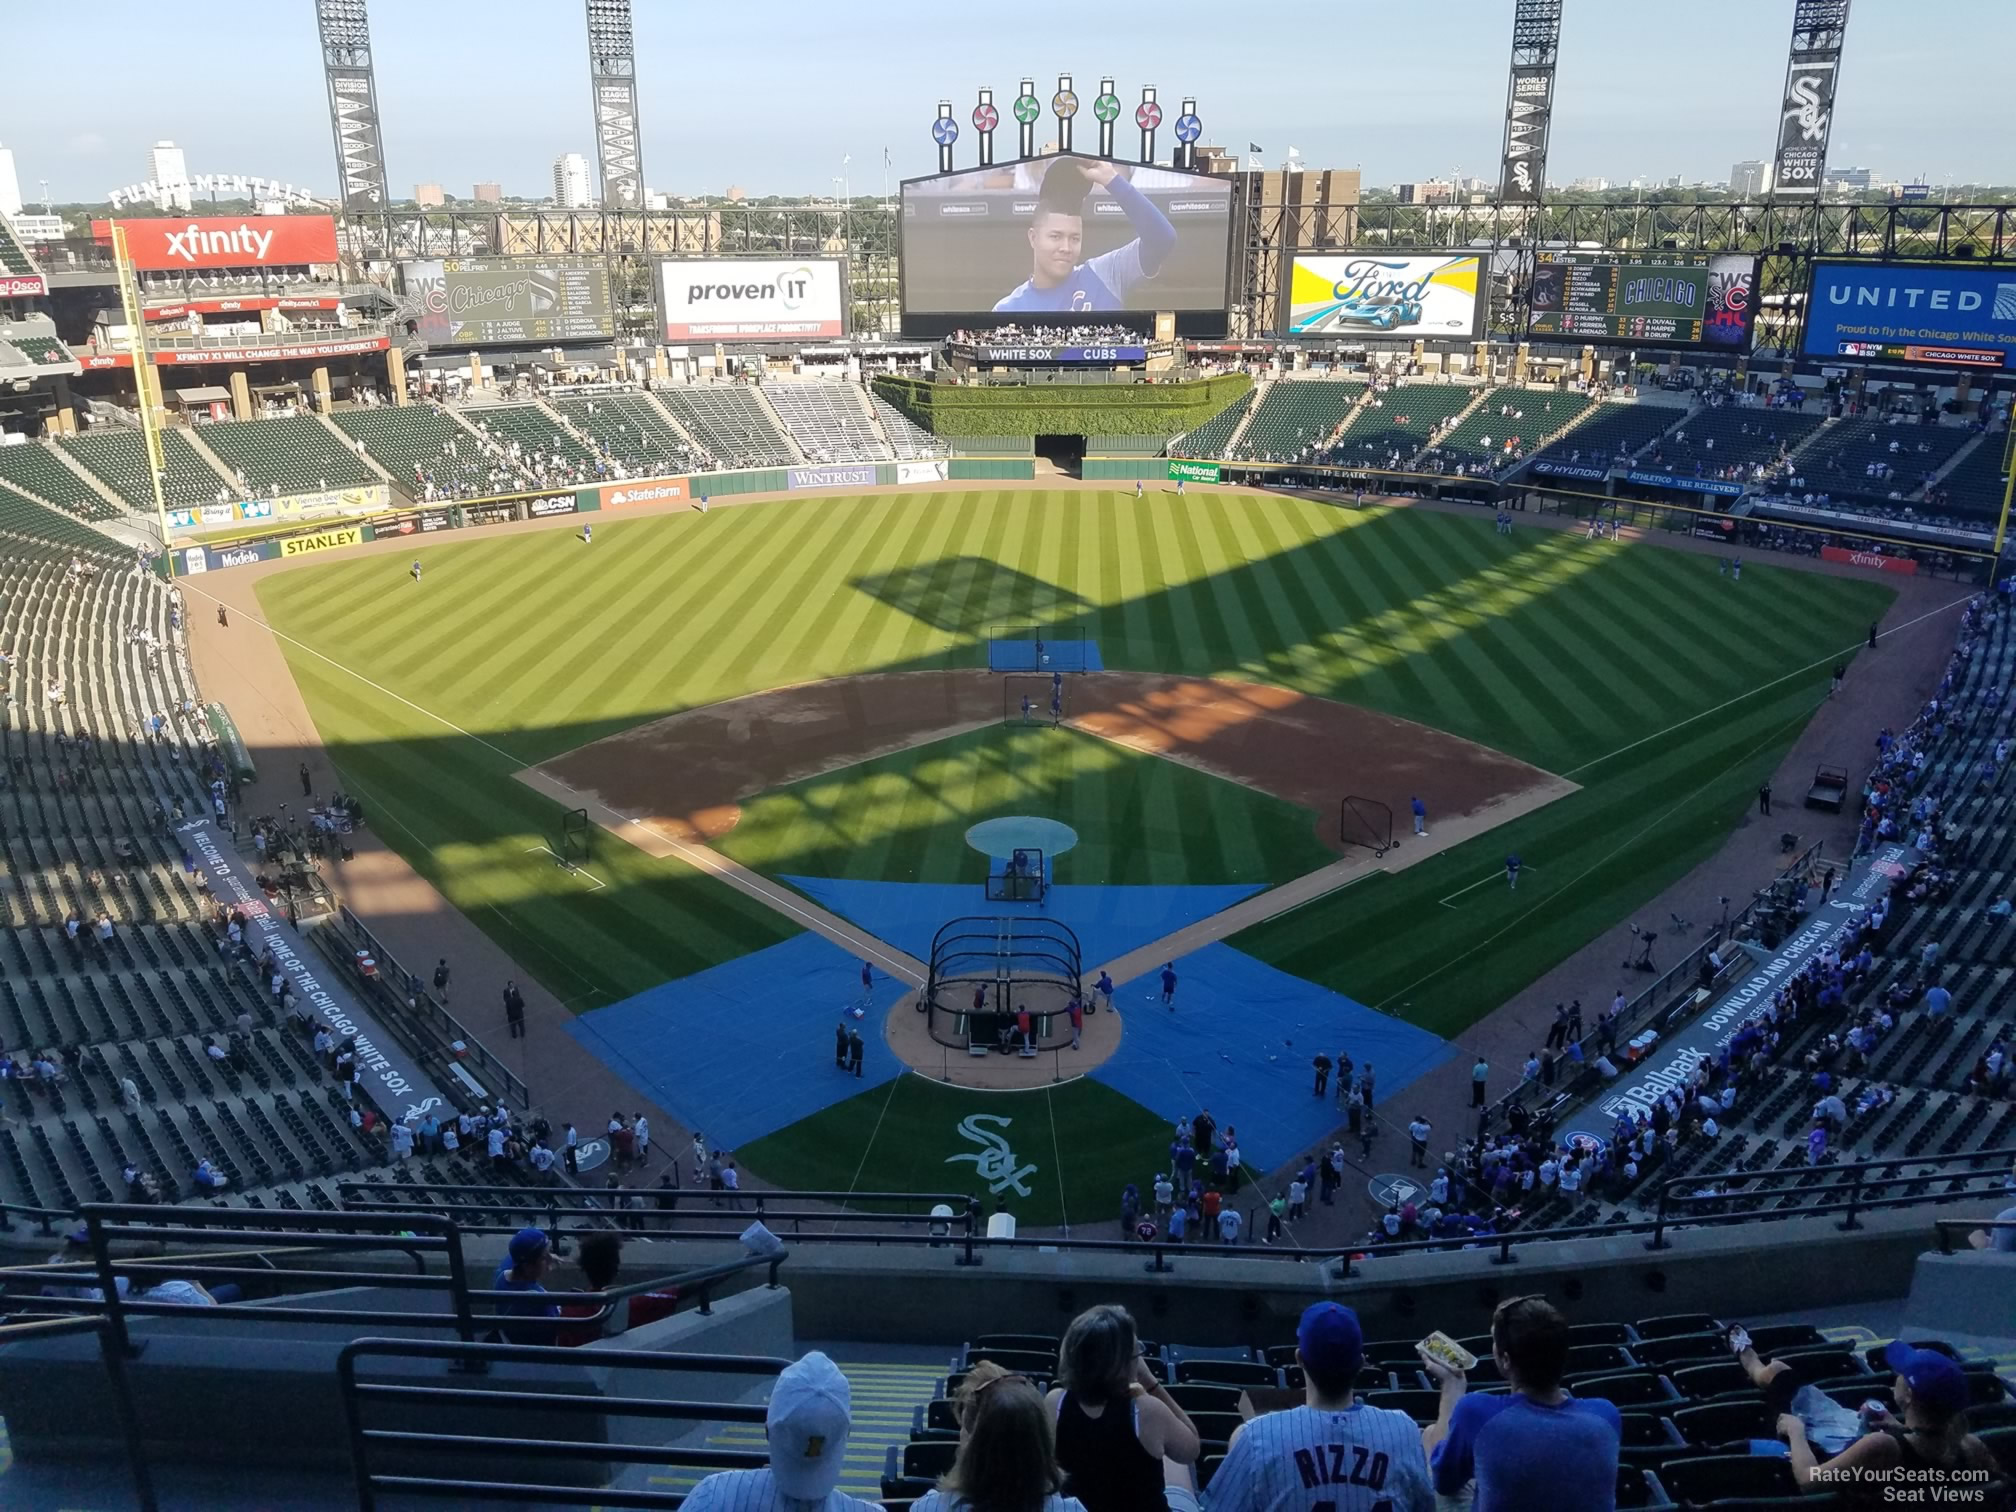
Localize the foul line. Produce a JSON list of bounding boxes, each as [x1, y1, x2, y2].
[[1376, 699, 1819, 1014], [1046, 1086, 1070, 1235], [1440, 863, 1538, 908], [523, 843, 608, 891], [836, 1070, 908, 1218], [185, 585, 925, 986], [1562, 591, 1974, 780]]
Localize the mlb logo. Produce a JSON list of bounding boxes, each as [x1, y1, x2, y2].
[[1995, 284, 2016, 322]]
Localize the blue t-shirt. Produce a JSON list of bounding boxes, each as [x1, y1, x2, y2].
[[1431, 1392, 1620, 1511], [992, 176, 1177, 314], [1924, 986, 1952, 1015], [491, 1273, 559, 1344]]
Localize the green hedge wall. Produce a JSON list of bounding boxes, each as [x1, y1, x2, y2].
[[873, 373, 1252, 439]]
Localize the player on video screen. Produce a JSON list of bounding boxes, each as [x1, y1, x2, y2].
[[993, 158, 1177, 313]]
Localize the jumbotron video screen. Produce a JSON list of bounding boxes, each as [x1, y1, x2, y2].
[[900, 153, 1232, 329], [1526, 250, 1758, 351]]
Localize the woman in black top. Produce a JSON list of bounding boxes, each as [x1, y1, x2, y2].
[[1047, 1305, 1202, 1512]]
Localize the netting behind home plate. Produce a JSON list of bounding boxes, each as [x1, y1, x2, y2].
[[922, 915, 1082, 1054]]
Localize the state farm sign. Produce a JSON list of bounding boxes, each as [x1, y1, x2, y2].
[[91, 216, 340, 271]]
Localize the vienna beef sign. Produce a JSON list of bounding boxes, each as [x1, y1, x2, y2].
[[90, 215, 340, 271]]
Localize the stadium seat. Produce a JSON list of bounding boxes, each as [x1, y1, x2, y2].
[[1174, 1359, 1282, 1388], [1232, 380, 1365, 462], [1672, 1399, 1778, 1446], [1657, 1454, 1797, 1504]]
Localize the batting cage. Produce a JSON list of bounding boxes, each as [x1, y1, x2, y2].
[[1002, 674, 1069, 727], [987, 624, 1104, 673], [923, 915, 1083, 1055], [559, 807, 592, 866]]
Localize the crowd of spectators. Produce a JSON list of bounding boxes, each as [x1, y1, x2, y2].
[[947, 323, 1146, 347]]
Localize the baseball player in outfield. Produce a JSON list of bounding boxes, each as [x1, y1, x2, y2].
[[679, 1351, 879, 1512], [1204, 1302, 1433, 1512]]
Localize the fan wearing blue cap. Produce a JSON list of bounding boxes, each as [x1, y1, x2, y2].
[[1205, 1303, 1432, 1512], [1780, 1339, 2002, 1493], [488, 1226, 559, 1344], [683, 1352, 880, 1512]]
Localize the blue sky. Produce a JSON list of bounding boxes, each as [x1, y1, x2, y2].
[[1, 0, 2009, 202]]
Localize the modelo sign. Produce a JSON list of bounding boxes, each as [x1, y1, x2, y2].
[[660, 258, 846, 341], [91, 215, 340, 271]]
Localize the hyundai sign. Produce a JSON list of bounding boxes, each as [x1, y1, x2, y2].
[[1802, 262, 2016, 370]]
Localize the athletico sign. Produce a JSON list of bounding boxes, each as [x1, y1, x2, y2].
[[596, 477, 688, 510], [91, 216, 340, 270], [1623, 470, 1748, 499], [659, 258, 846, 341], [1821, 546, 1919, 576]]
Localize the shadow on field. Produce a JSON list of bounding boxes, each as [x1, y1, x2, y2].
[[851, 555, 1093, 636]]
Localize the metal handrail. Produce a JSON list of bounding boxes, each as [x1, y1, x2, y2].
[[339, 1338, 793, 1512], [0, 1205, 786, 1352], [318, 1151, 2014, 1275], [0, 1196, 75, 1236], [0, 1314, 156, 1510]]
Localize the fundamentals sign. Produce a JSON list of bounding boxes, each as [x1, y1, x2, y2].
[[659, 258, 845, 341]]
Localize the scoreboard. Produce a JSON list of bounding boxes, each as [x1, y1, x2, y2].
[[402, 257, 614, 345], [1527, 250, 1757, 350]]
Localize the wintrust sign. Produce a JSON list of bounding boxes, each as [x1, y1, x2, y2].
[[92, 215, 340, 271]]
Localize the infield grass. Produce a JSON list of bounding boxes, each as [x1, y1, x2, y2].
[[737, 1072, 1179, 1231], [717, 723, 1335, 888], [255, 490, 1898, 1036]]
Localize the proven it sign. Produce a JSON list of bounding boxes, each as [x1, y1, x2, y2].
[[92, 215, 340, 271], [659, 257, 845, 341]]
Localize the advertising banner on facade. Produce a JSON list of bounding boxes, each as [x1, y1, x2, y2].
[[177, 541, 276, 574], [596, 477, 688, 509], [896, 460, 949, 485], [1168, 459, 1221, 483], [1821, 546, 1920, 575], [659, 259, 846, 341], [1802, 262, 2016, 370], [974, 345, 1148, 363], [374, 509, 456, 536], [1531, 460, 1612, 482], [527, 494, 579, 518], [1771, 51, 1842, 199], [0, 274, 48, 298], [1287, 254, 1481, 338], [170, 484, 388, 529], [91, 216, 340, 270], [279, 526, 367, 558], [79, 335, 390, 369], [788, 464, 877, 490], [1623, 470, 1748, 498]]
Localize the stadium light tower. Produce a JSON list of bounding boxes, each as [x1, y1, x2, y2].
[[314, 0, 391, 213], [1497, 0, 1562, 205], [585, 0, 645, 211]]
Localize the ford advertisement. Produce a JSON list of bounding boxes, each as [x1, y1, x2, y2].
[[1802, 262, 2016, 370], [1287, 254, 1481, 339]]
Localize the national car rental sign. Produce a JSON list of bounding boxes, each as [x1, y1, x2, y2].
[[91, 215, 340, 271]]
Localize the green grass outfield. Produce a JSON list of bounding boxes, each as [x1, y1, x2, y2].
[[717, 723, 1336, 888], [738, 1073, 1178, 1230], [255, 490, 1897, 1034]]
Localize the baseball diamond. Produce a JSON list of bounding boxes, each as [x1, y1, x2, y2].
[[227, 485, 1900, 1221]]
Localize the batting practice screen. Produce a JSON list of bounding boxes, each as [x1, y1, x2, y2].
[[1526, 250, 1758, 351]]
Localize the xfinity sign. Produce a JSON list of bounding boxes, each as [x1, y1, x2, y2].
[[660, 257, 846, 342]]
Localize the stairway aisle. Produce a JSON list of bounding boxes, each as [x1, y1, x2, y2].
[[641, 1357, 947, 1502]]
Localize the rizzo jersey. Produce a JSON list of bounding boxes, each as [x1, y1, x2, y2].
[[1205, 1403, 1433, 1512]]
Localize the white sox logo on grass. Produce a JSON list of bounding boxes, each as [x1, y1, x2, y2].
[[945, 1113, 1036, 1196]]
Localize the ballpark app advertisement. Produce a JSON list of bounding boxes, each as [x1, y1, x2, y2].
[[1287, 254, 1481, 338]]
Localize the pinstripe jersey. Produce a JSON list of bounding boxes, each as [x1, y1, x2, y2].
[[678, 1469, 882, 1512], [1204, 1403, 1433, 1512]]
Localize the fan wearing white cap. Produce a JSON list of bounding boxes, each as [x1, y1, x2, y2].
[[683, 1351, 880, 1512]]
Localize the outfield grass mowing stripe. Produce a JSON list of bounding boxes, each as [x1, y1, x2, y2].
[[1373, 516, 1529, 749]]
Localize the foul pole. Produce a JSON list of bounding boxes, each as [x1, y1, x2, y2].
[[108, 223, 175, 576]]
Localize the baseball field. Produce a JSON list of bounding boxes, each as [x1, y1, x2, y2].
[[254, 487, 1894, 1222]]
